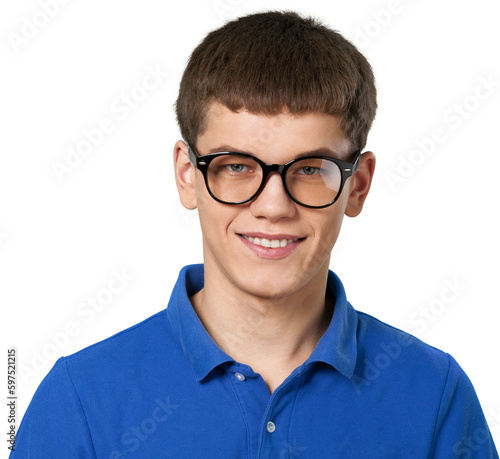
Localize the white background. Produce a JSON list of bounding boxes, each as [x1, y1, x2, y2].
[[1, 0, 499, 454]]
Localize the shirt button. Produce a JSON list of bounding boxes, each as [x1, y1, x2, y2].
[[266, 421, 276, 433], [234, 372, 246, 381]]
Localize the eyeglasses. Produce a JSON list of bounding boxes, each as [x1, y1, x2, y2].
[[187, 144, 361, 209]]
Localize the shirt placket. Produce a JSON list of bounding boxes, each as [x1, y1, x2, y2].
[[227, 363, 305, 459], [257, 368, 304, 459]]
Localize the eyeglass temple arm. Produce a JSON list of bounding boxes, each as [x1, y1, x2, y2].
[[350, 150, 362, 174], [186, 143, 198, 164]]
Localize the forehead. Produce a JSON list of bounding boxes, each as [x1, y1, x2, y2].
[[198, 101, 351, 161]]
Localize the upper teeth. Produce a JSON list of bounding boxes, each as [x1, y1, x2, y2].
[[242, 235, 297, 248]]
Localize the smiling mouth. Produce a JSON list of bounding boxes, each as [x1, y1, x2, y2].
[[240, 235, 301, 248]]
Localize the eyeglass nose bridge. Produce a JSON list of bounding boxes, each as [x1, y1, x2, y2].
[[251, 163, 290, 201]]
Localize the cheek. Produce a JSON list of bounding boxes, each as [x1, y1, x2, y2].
[[328, 209, 346, 241], [196, 197, 240, 240], [309, 208, 346, 253], [194, 179, 220, 239], [194, 174, 243, 231], [314, 203, 345, 234]]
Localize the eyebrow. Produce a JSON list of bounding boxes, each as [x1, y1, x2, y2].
[[294, 148, 344, 160], [206, 145, 345, 160]]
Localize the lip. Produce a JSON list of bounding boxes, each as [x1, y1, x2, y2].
[[237, 232, 305, 260]]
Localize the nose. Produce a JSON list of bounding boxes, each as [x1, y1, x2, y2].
[[249, 172, 296, 221]]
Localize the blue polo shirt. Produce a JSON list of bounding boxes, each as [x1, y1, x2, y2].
[[11, 264, 498, 458]]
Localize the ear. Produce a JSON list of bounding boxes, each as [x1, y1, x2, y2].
[[173, 140, 198, 210], [345, 151, 376, 217]]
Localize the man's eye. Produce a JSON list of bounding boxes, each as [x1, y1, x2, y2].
[[298, 166, 319, 175], [226, 164, 248, 173]]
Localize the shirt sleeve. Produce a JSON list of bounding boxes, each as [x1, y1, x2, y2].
[[10, 357, 97, 458], [431, 354, 498, 458]]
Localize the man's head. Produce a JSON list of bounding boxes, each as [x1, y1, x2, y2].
[[174, 11, 377, 301], [175, 10, 377, 153]]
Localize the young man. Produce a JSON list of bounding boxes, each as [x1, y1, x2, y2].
[[11, 10, 498, 458]]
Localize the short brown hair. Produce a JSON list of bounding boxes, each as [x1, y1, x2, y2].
[[175, 10, 377, 152]]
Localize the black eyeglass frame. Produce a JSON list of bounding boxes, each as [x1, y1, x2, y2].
[[187, 144, 362, 209]]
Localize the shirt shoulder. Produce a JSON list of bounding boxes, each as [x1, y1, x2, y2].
[[64, 309, 169, 366], [355, 309, 452, 368], [11, 357, 97, 457], [351, 308, 458, 398], [351, 309, 498, 457], [11, 308, 187, 457], [63, 306, 188, 388]]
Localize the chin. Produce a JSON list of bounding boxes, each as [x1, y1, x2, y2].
[[234, 270, 307, 301]]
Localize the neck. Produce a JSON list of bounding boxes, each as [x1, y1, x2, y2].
[[190, 264, 333, 393]]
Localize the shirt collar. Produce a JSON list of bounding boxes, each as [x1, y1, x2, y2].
[[305, 270, 358, 378], [167, 264, 358, 381], [167, 264, 234, 382]]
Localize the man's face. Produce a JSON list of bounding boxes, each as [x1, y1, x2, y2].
[[175, 101, 373, 300]]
